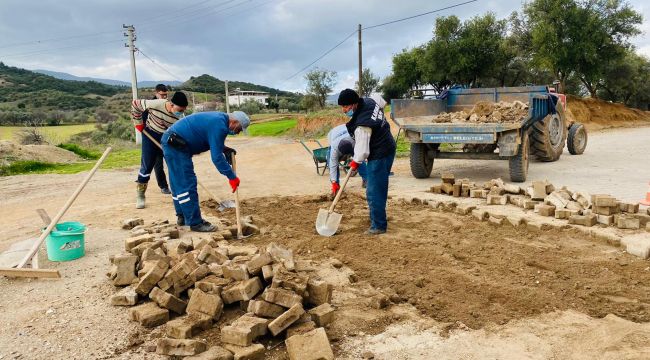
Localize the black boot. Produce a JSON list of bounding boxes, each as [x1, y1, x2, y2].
[[177, 215, 185, 226], [190, 220, 217, 232]]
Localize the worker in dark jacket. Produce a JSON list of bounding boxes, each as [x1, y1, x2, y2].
[[142, 84, 171, 194], [338, 89, 395, 235], [162, 111, 250, 232]]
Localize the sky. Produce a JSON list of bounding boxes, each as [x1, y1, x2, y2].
[[0, 0, 648, 93]]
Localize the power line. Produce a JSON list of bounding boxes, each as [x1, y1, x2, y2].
[[284, 30, 357, 81], [138, 0, 245, 32], [0, 39, 123, 59], [362, 0, 479, 30], [0, 30, 122, 50], [137, 48, 185, 82]]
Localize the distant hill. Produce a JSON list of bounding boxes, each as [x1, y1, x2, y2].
[[182, 74, 297, 97], [34, 69, 183, 88]]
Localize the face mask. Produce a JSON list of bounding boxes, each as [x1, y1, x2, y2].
[[345, 109, 354, 117], [174, 112, 184, 117]]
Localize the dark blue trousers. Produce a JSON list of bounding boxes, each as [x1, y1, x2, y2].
[[137, 128, 165, 184], [161, 132, 203, 227], [366, 151, 395, 231]]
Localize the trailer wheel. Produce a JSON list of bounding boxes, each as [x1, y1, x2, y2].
[[509, 132, 529, 183], [531, 113, 566, 162], [567, 122, 587, 155], [410, 143, 434, 178]]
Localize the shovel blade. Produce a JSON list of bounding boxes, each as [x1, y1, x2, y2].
[[316, 208, 342, 237], [216, 200, 236, 212]]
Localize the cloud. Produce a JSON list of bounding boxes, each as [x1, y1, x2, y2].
[[0, 0, 648, 92]]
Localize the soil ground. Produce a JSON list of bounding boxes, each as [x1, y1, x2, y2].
[[1, 127, 650, 359]]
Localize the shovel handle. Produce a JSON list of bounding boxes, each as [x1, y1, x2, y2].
[[328, 169, 353, 213], [233, 154, 244, 239]]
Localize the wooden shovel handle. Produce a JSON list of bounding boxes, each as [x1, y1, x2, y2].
[[328, 169, 353, 213], [232, 155, 243, 239]]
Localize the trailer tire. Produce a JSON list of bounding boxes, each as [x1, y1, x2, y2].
[[567, 122, 587, 155], [531, 113, 566, 162], [509, 132, 529, 183], [410, 143, 434, 179]]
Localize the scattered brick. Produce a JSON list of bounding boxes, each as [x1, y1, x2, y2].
[[262, 287, 303, 308], [135, 260, 170, 296], [306, 278, 332, 306], [156, 338, 207, 357], [285, 328, 334, 360], [150, 287, 187, 314], [222, 343, 265, 360], [308, 303, 335, 327], [185, 346, 234, 360], [617, 216, 640, 230], [110, 286, 138, 306], [568, 214, 597, 227], [247, 299, 285, 318], [221, 315, 269, 346], [268, 304, 305, 336], [166, 313, 213, 339], [122, 217, 144, 230], [222, 278, 263, 304], [129, 302, 169, 328]]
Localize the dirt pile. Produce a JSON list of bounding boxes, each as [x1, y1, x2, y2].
[[212, 195, 650, 330], [424, 101, 529, 124], [0, 140, 81, 166], [566, 95, 650, 130], [293, 109, 347, 138]]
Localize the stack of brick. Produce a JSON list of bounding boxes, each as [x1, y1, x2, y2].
[[108, 219, 336, 359]]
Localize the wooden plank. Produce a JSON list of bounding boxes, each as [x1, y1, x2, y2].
[[0, 268, 60, 279]]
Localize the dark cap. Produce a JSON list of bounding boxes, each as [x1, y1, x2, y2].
[[170, 91, 188, 107], [338, 138, 354, 155], [337, 88, 359, 106]]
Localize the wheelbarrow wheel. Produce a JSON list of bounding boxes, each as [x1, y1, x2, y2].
[[509, 132, 529, 183]]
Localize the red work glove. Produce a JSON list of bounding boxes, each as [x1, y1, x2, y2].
[[331, 181, 340, 195], [229, 177, 240, 192], [349, 161, 359, 171], [135, 124, 144, 133]]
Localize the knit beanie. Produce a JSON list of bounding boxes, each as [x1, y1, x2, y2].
[[170, 91, 188, 107], [337, 88, 360, 106]]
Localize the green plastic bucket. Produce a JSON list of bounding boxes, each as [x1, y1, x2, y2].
[[44, 221, 86, 262]]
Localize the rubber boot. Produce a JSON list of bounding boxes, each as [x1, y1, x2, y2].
[[136, 182, 147, 209]]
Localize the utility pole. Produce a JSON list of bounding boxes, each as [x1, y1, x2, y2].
[[225, 80, 230, 113], [123, 24, 140, 144], [358, 24, 363, 95]]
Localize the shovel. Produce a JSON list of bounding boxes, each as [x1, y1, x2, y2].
[[316, 169, 353, 236], [231, 154, 251, 240], [141, 129, 235, 211]]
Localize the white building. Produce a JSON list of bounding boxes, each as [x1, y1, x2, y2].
[[228, 89, 269, 107]]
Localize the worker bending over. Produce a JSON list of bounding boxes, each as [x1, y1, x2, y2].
[[162, 111, 250, 232], [338, 89, 395, 235], [327, 124, 367, 199], [131, 91, 188, 209]]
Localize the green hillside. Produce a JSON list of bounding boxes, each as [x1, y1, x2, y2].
[[182, 74, 297, 97]]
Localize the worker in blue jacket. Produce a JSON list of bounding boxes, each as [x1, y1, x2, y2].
[[162, 111, 250, 232], [338, 89, 395, 235]]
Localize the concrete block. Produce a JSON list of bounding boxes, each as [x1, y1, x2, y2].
[[221, 315, 269, 346], [247, 299, 285, 318], [565, 201, 583, 212], [536, 204, 556, 217], [185, 346, 233, 360], [187, 288, 224, 320], [455, 204, 476, 215], [441, 182, 454, 195], [531, 181, 547, 200], [568, 214, 597, 227], [633, 213, 650, 227], [109, 254, 139, 286], [441, 173, 455, 184], [308, 303, 335, 327], [110, 286, 138, 306], [489, 186, 506, 196], [452, 183, 461, 197], [503, 183, 521, 194], [488, 216, 504, 226], [470, 189, 488, 198], [523, 199, 540, 209], [545, 192, 569, 209], [555, 209, 579, 220], [261, 265, 274, 282], [597, 214, 615, 226], [285, 328, 334, 360], [222, 344, 265, 360], [593, 205, 618, 216], [135, 260, 170, 296], [272, 268, 309, 296], [122, 217, 144, 230], [166, 313, 213, 339], [150, 287, 187, 314], [190, 265, 210, 282], [198, 245, 229, 265], [592, 195, 618, 207], [620, 202, 640, 214], [622, 234, 650, 259], [129, 302, 169, 328], [156, 338, 207, 356], [306, 278, 333, 306], [471, 209, 488, 221], [125, 234, 154, 251], [268, 304, 305, 336], [430, 184, 442, 194], [506, 216, 525, 227], [262, 287, 303, 308], [286, 321, 317, 339], [222, 278, 263, 304], [245, 252, 273, 275], [617, 216, 640, 230], [486, 194, 507, 205], [267, 243, 295, 270]]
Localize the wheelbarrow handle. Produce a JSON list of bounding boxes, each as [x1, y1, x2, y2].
[[328, 169, 353, 213]]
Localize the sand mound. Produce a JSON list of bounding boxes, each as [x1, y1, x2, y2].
[[0, 140, 81, 166], [566, 96, 650, 130]]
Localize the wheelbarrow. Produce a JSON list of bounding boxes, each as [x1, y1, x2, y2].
[[299, 139, 351, 176]]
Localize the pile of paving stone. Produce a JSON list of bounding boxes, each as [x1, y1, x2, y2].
[[430, 174, 650, 231], [426, 101, 529, 124], [108, 218, 336, 359]]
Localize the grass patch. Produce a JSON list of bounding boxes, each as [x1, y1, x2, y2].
[[0, 124, 96, 143], [57, 143, 100, 159], [247, 119, 297, 136], [0, 148, 141, 176]]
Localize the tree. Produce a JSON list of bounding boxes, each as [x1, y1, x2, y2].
[[355, 68, 380, 97], [524, 0, 642, 97], [379, 75, 407, 101], [304, 68, 337, 108], [599, 50, 650, 109], [95, 109, 117, 124]]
